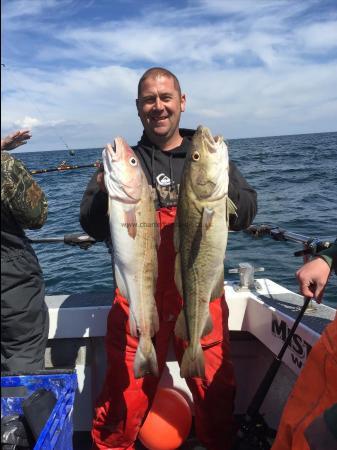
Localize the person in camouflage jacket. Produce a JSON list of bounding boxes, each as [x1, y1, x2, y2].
[[1, 130, 49, 372]]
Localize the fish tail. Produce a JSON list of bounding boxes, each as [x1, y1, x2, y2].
[[134, 336, 159, 379], [180, 343, 205, 379]]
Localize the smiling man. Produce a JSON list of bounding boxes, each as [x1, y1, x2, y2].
[[136, 69, 186, 149], [80, 67, 258, 450]]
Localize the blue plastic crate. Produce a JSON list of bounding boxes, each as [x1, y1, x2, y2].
[[1, 370, 77, 450]]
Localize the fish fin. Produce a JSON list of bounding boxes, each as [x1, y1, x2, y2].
[[124, 207, 137, 239], [201, 314, 213, 338], [180, 344, 205, 379], [114, 267, 139, 338], [151, 302, 160, 336], [108, 197, 112, 216], [174, 253, 183, 298], [174, 310, 188, 341], [134, 336, 159, 379], [202, 207, 214, 237], [210, 269, 225, 301], [173, 218, 180, 252], [129, 308, 138, 338], [114, 266, 128, 299], [227, 197, 237, 219]]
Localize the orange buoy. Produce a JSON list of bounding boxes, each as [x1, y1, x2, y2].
[[138, 387, 192, 450]]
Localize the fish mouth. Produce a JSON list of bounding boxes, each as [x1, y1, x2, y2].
[[197, 125, 213, 139], [103, 140, 119, 164], [195, 126, 218, 153], [103, 139, 143, 202]]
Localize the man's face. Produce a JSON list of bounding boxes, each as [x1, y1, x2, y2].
[[136, 75, 186, 144]]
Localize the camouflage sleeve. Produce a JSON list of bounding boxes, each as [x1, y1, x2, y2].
[[1, 152, 48, 229], [319, 240, 337, 274]]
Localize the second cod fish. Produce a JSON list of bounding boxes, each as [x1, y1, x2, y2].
[[103, 137, 160, 378], [174, 125, 236, 378]]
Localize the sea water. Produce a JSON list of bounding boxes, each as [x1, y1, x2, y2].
[[15, 131, 337, 307]]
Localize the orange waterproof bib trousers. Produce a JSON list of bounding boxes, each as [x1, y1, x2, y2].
[[92, 207, 236, 450], [272, 314, 337, 450]]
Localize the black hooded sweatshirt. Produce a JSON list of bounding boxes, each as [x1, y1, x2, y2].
[[79, 128, 257, 241]]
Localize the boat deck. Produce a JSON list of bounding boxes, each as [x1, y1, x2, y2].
[[43, 278, 335, 449], [257, 291, 335, 334]]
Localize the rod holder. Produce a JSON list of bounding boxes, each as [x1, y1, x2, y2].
[[229, 262, 264, 290]]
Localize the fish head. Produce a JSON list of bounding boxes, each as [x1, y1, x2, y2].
[[187, 125, 229, 200], [102, 137, 143, 202]]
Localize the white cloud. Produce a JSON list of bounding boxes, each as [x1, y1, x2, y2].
[[1, 0, 337, 150], [296, 21, 337, 51], [2, 0, 58, 19], [14, 116, 41, 129]]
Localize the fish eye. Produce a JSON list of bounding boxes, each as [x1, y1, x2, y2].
[[192, 152, 200, 161], [129, 157, 138, 166]]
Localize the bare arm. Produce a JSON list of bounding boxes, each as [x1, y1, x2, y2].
[[296, 241, 337, 303]]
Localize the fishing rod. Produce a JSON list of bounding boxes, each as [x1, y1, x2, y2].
[[30, 161, 101, 174], [28, 233, 96, 250], [245, 224, 333, 262], [234, 296, 311, 450]]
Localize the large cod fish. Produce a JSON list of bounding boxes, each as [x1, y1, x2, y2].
[[174, 125, 236, 378], [103, 137, 160, 378]]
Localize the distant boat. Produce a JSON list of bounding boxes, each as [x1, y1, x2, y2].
[[57, 160, 71, 170], [69, 149, 76, 156]]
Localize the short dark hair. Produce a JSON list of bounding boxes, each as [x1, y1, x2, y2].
[[137, 67, 181, 97]]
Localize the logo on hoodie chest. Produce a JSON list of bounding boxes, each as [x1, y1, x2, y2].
[[150, 175, 180, 208], [156, 173, 172, 186]]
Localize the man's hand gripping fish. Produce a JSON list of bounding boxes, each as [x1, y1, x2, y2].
[[174, 126, 236, 378], [103, 137, 160, 378]]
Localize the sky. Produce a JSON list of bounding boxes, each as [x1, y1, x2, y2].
[[1, 0, 337, 152]]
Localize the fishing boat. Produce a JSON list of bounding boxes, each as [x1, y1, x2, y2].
[[40, 225, 336, 449]]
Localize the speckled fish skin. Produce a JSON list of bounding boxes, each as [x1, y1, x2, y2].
[[103, 137, 159, 378], [174, 125, 235, 379]]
